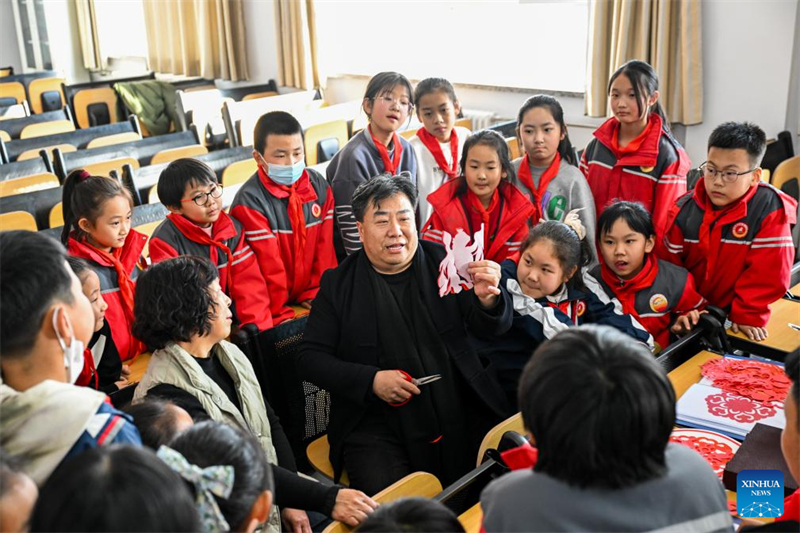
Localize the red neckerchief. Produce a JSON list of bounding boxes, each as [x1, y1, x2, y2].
[[600, 253, 659, 322], [258, 166, 308, 289], [76, 348, 98, 389], [167, 212, 236, 291], [368, 125, 402, 174], [466, 188, 500, 249], [610, 118, 654, 155], [416, 127, 459, 179], [517, 152, 561, 222], [546, 300, 574, 323], [500, 443, 538, 470]]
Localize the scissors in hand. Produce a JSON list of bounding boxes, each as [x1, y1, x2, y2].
[[390, 371, 442, 406]]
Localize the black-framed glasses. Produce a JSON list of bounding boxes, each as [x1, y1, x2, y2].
[[699, 162, 759, 184], [181, 184, 224, 206]]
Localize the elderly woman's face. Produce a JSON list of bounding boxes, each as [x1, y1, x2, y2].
[[205, 278, 233, 342], [356, 192, 418, 275]]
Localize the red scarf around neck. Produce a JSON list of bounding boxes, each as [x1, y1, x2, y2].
[[416, 127, 459, 179], [600, 253, 659, 322], [167, 213, 235, 291], [369, 125, 402, 174], [466, 187, 500, 250], [517, 152, 561, 222], [610, 118, 653, 155]]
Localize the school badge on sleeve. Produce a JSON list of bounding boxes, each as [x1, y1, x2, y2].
[[311, 203, 322, 218], [732, 222, 749, 239], [576, 301, 586, 317], [649, 294, 668, 313]]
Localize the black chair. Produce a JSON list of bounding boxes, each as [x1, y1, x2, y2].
[[488, 120, 517, 138], [435, 459, 509, 516], [656, 306, 731, 373], [38, 201, 169, 242], [762, 131, 795, 176], [0, 155, 53, 182], [0, 186, 62, 229], [0, 70, 59, 87], [0, 107, 74, 140], [218, 80, 279, 101], [62, 73, 156, 128]]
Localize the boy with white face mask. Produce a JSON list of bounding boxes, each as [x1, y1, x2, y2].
[[0, 231, 141, 486], [231, 111, 337, 327]]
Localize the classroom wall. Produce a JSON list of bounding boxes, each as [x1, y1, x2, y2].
[[0, 0, 22, 73], [43, 0, 90, 84], [241, 0, 280, 87]]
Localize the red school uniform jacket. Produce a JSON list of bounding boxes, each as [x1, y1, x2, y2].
[[588, 255, 706, 349], [230, 167, 337, 326], [67, 231, 147, 362], [659, 179, 797, 327], [579, 113, 691, 242], [421, 178, 534, 263], [148, 211, 272, 331]]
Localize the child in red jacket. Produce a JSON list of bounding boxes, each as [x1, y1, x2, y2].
[[148, 158, 272, 331], [421, 130, 534, 263], [580, 60, 691, 243], [61, 169, 147, 362], [230, 111, 337, 326], [660, 122, 797, 342]]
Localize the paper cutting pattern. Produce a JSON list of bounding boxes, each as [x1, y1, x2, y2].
[[706, 392, 778, 424], [438, 225, 484, 297]]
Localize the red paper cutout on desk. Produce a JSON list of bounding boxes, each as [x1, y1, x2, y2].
[[706, 392, 778, 424], [669, 434, 736, 477], [701, 358, 790, 407]]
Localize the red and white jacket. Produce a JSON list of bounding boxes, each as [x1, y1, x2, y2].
[[421, 178, 534, 263], [148, 211, 272, 331], [230, 167, 337, 327], [67, 231, 147, 362], [579, 113, 691, 242], [659, 179, 797, 327]]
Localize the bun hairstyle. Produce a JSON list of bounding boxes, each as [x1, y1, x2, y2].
[[60, 169, 133, 245], [521, 211, 591, 291]]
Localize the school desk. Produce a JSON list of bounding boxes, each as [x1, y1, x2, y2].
[[458, 503, 483, 533], [727, 297, 800, 358], [127, 351, 151, 383], [791, 282, 800, 298]]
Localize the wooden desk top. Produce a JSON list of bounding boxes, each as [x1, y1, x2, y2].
[[458, 503, 483, 533], [791, 283, 800, 298], [728, 297, 800, 353], [127, 351, 151, 383]]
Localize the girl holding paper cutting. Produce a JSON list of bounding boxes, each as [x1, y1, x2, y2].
[[470, 216, 653, 408], [421, 130, 534, 263]]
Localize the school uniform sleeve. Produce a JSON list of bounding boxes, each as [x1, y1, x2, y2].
[[66, 401, 142, 459], [420, 211, 446, 244], [659, 206, 688, 267], [271, 464, 339, 516], [582, 270, 655, 349], [331, 157, 371, 256], [578, 143, 592, 178], [296, 184, 337, 304], [673, 270, 707, 315], [652, 150, 690, 242], [147, 235, 179, 264], [729, 209, 795, 327], [229, 229, 273, 331]]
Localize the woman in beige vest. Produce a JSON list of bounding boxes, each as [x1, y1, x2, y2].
[[131, 256, 377, 533]]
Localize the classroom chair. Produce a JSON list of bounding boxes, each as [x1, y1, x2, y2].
[[72, 87, 120, 129], [150, 144, 208, 165], [505, 137, 520, 160], [0, 67, 13, 78], [49, 202, 64, 228], [86, 131, 142, 149], [0, 82, 26, 106], [476, 412, 524, 467], [17, 144, 76, 162], [761, 168, 771, 183], [321, 472, 443, 533], [19, 120, 76, 139], [399, 127, 419, 140], [305, 120, 348, 166], [221, 158, 258, 188], [455, 117, 473, 130], [0, 102, 29, 121], [136, 219, 164, 259], [82, 157, 140, 179], [28, 77, 66, 114], [0, 172, 60, 198], [772, 155, 799, 199], [0, 130, 9, 142], [0, 211, 38, 232], [242, 91, 279, 101], [307, 435, 349, 485]]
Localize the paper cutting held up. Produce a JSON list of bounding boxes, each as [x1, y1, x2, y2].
[[438, 225, 484, 297]]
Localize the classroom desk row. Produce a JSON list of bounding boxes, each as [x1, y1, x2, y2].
[[727, 295, 800, 356]]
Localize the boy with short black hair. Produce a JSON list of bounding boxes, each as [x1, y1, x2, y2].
[[149, 158, 272, 331], [660, 122, 797, 342], [230, 111, 336, 326]]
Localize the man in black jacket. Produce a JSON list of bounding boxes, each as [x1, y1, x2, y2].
[[298, 175, 511, 495]]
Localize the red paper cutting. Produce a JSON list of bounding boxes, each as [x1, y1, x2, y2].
[[706, 392, 778, 424], [701, 358, 790, 407], [669, 434, 735, 477]]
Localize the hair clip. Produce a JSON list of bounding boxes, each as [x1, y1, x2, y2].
[[563, 208, 586, 240], [78, 170, 91, 182]]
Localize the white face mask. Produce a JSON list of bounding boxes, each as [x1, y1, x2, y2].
[[53, 307, 85, 384]]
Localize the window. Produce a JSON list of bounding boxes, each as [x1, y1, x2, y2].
[[93, 0, 148, 69], [314, 0, 589, 93]]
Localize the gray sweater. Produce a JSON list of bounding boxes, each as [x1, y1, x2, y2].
[[481, 443, 732, 533], [512, 157, 598, 264]]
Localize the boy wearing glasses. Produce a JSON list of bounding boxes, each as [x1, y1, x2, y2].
[[230, 111, 337, 327], [660, 122, 797, 341], [149, 158, 273, 331]]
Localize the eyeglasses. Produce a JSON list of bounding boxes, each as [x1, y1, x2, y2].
[[181, 184, 224, 206], [372, 95, 412, 110], [699, 162, 758, 184]]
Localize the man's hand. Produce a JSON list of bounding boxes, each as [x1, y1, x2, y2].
[[330, 489, 379, 527], [281, 508, 311, 533], [372, 370, 420, 404], [468, 260, 502, 308], [300, 300, 313, 310], [671, 309, 706, 335], [120, 364, 131, 379], [731, 322, 768, 342]]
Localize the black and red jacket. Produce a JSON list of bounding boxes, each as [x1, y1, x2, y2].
[[421, 178, 534, 263], [230, 167, 337, 327], [67, 232, 147, 362], [579, 114, 691, 243], [659, 179, 797, 327], [148, 211, 272, 331]]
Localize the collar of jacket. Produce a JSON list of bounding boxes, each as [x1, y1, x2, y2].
[[592, 113, 664, 167]]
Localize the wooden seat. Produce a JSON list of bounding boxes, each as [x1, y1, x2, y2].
[[150, 144, 209, 165], [49, 202, 64, 228], [17, 143, 76, 162], [307, 434, 349, 485], [81, 157, 140, 178], [772, 155, 799, 196], [136, 219, 164, 259], [73, 87, 119, 129], [0, 82, 26, 106], [322, 472, 443, 533], [458, 503, 482, 533], [476, 412, 524, 466], [399, 128, 419, 140], [221, 158, 258, 188], [305, 120, 348, 166], [242, 91, 279, 101], [0, 130, 9, 142], [28, 77, 66, 114], [0, 211, 38, 232], [0, 172, 60, 197], [455, 117, 473, 130], [505, 137, 520, 160], [0, 67, 13, 78], [761, 168, 771, 183], [19, 120, 75, 139], [86, 131, 141, 149]]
